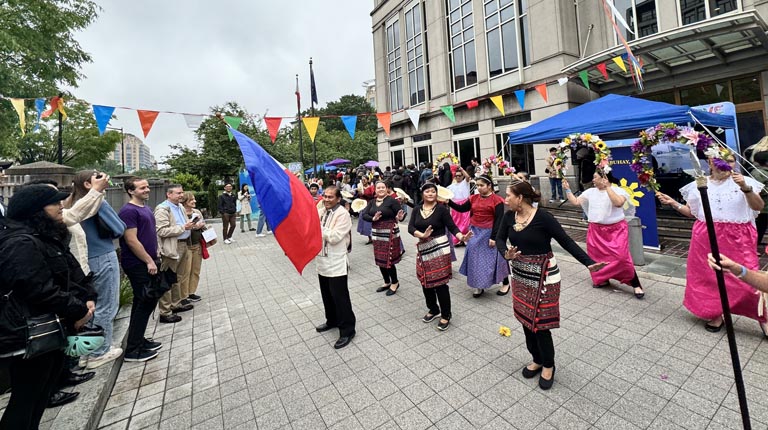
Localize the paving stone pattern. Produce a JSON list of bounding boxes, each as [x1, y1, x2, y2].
[[99, 219, 768, 430]]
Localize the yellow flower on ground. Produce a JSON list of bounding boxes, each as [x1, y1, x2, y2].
[[499, 326, 511, 337], [619, 178, 645, 207]]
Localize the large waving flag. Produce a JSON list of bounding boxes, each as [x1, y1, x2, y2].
[[230, 128, 321, 273]]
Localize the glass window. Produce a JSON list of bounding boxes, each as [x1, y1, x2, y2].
[[680, 81, 730, 106], [642, 91, 676, 104], [611, 1, 657, 43], [446, 0, 476, 90], [405, 3, 426, 105], [496, 133, 535, 175], [680, 0, 738, 25], [386, 19, 403, 111], [391, 149, 405, 168], [732, 75, 761, 104], [413, 145, 433, 167], [453, 137, 481, 169], [484, 0, 530, 78]]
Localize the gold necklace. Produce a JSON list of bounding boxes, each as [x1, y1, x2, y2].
[[420, 204, 436, 219], [513, 210, 534, 232]]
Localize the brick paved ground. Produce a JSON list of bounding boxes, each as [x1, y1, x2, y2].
[[98, 219, 768, 430]]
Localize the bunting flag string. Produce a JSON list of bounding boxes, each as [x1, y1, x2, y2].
[[579, 70, 591, 90], [440, 105, 455, 123], [490, 95, 505, 116], [596, 63, 609, 80], [42, 96, 67, 120], [223, 116, 242, 140], [34, 98, 45, 132], [183, 114, 205, 129], [534, 84, 548, 103], [376, 112, 391, 136], [137, 110, 159, 138], [612, 56, 627, 73], [264, 117, 282, 143], [466, 100, 479, 110], [302, 117, 320, 142], [10, 99, 26, 136], [513, 90, 526, 111], [406, 109, 421, 130], [340, 115, 357, 139], [92, 105, 116, 135]]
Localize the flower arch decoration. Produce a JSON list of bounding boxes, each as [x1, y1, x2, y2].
[[481, 154, 514, 178], [559, 132, 611, 179], [630, 123, 721, 191]]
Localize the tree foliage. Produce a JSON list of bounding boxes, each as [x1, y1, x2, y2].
[[171, 172, 203, 192], [16, 98, 120, 168], [0, 0, 100, 158]]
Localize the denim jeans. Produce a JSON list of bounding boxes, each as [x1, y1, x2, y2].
[[549, 178, 563, 200], [88, 252, 120, 357], [256, 210, 271, 234]]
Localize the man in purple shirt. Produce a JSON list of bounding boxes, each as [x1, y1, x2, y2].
[[118, 177, 163, 362]]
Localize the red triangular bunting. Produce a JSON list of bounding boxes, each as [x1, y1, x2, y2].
[[466, 100, 479, 110], [376, 112, 391, 136], [534, 84, 548, 103], [596, 63, 609, 80], [264, 117, 282, 143], [137, 110, 160, 138]]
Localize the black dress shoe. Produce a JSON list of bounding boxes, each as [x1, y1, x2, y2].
[[705, 321, 723, 333], [472, 289, 484, 298], [497, 286, 510, 296], [316, 323, 336, 333], [60, 371, 95, 387], [159, 314, 182, 323], [521, 364, 543, 379], [385, 283, 399, 296], [48, 391, 79, 408], [376, 284, 390, 293], [539, 366, 556, 390], [334, 332, 355, 349]]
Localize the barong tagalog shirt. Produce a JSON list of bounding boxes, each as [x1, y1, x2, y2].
[[316, 204, 352, 277], [680, 176, 763, 224], [579, 186, 631, 225]]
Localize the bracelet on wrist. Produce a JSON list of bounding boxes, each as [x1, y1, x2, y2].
[[565, 189, 572, 194], [736, 265, 748, 279]]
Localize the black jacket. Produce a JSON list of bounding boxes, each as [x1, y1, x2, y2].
[[0, 220, 95, 353], [218, 192, 237, 214]]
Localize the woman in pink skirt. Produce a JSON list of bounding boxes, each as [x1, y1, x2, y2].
[[657, 155, 766, 334], [563, 169, 644, 298]]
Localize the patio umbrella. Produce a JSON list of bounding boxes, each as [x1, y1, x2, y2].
[[364, 160, 379, 168], [326, 158, 351, 166]]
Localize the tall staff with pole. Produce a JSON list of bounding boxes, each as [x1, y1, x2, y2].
[[310, 57, 318, 178], [295, 74, 304, 181]]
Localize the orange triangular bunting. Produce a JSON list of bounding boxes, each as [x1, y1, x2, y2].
[[137, 110, 160, 138], [264, 117, 282, 143], [534, 84, 548, 103], [376, 112, 391, 136]]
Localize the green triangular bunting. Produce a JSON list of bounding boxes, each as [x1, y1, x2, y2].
[[224, 116, 243, 140], [440, 105, 455, 123], [578, 70, 590, 90]]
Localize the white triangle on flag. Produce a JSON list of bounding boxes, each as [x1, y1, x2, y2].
[[406, 109, 421, 130], [183, 114, 205, 129], [557, 77, 569, 86]]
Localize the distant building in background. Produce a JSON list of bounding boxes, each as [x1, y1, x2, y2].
[[363, 79, 376, 106], [110, 133, 154, 172]]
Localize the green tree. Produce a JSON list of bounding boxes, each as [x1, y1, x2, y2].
[[0, 0, 101, 158], [171, 172, 203, 192], [16, 98, 120, 168]]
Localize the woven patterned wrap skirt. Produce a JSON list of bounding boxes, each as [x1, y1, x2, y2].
[[372, 219, 402, 268], [416, 235, 453, 288], [511, 253, 562, 332]]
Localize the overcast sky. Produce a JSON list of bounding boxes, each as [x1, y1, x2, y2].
[[71, 0, 375, 162]]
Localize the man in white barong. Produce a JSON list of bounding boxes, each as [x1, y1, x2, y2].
[[314, 185, 356, 349]]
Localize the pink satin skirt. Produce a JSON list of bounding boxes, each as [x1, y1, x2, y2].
[[587, 220, 636, 285], [684, 221, 765, 323], [450, 198, 471, 245]]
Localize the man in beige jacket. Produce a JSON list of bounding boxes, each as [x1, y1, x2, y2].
[[314, 185, 356, 349], [155, 184, 195, 323]]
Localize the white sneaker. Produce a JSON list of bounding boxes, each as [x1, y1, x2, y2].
[[86, 347, 123, 369], [224, 239, 231, 244], [559, 199, 566, 203], [229, 238, 236, 242], [256, 234, 266, 238], [548, 199, 554, 203], [266, 231, 273, 235]]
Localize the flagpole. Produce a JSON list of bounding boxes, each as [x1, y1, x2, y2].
[[57, 92, 63, 165], [310, 57, 317, 178], [296, 74, 304, 180]]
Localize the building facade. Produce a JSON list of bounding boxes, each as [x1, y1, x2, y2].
[[110, 133, 155, 172], [370, 0, 768, 176]]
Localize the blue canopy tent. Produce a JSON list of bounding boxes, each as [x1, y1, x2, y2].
[[508, 94, 735, 144]]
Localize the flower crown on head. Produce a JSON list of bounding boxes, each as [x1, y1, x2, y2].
[[704, 144, 734, 172]]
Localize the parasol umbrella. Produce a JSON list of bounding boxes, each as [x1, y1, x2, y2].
[[327, 158, 351, 166], [364, 160, 379, 168]]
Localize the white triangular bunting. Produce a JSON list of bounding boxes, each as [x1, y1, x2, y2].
[[406, 109, 421, 130], [183, 114, 204, 129], [557, 77, 569, 86]]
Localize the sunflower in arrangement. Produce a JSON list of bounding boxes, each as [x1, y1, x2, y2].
[[561, 132, 612, 174]]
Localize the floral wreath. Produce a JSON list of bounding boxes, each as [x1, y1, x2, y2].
[[630, 123, 721, 191], [561, 132, 612, 174], [481, 154, 515, 178], [550, 148, 569, 179], [436, 152, 459, 164]]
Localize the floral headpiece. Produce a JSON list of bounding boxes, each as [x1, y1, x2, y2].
[[481, 154, 513, 178], [704, 145, 734, 172], [561, 132, 611, 173]]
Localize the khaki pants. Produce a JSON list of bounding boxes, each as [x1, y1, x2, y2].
[[186, 244, 202, 295], [158, 241, 191, 316]]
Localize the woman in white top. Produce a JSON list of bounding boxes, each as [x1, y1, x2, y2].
[[657, 155, 766, 334], [447, 167, 471, 245], [238, 184, 254, 232], [563, 170, 644, 298]]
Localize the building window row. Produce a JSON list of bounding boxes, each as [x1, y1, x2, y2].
[[405, 3, 427, 105], [484, 0, 530, 77], [386, 18, 403, 111]]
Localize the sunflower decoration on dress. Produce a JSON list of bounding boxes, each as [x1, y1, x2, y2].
[[618, 178, 645, 209], [480, 154, 512, 178], [561, 132, 612, 174], [630, 123, 715, 191]]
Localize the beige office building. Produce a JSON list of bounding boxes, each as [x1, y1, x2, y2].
[[370, 0, 768, 176], [110, 133, 155, 173]]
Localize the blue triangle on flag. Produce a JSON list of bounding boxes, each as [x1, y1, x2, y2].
[[92, 105, 116, 135], [514, 90, 526, 111], [341, 115, 357, 140]]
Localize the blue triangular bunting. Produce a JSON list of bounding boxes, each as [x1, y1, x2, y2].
[[341, 115, 357, 140], [34, 98, 45, 132], [514, 89, 526, 111], [92, 105, 116, 135]]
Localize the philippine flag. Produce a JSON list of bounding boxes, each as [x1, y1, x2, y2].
[[230, 128, 321, 274]]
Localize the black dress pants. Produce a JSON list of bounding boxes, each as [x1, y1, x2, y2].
[[422, 284, 451, 319], [379, 266, 398, 284], [0, 351, 64, 430], [319, 275, 356, 337], [523, 326, 555, 368], [124, 264, 161, 355]]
